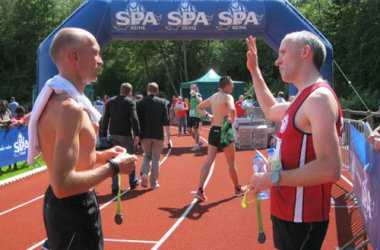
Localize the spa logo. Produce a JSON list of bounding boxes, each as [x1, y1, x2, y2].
[[217, 0, 263, 30], [166, 0, 213, 31], [114, 0, 162, 31], [13, 132, 28, 157]]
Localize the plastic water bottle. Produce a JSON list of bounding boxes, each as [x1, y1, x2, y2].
[[253, 155, 270, 200], [267, 148, 282, 172]]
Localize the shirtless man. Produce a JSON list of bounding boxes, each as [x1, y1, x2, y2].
[[194, 76, 245, 202], [28, 28, 136, 249]]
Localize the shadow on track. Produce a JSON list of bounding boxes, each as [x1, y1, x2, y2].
[[97, 189, 153, 204], [158, 196, 237, 220]]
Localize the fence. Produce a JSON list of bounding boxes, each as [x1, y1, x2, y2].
[[338, 118, 380, 250], [343, 109, 380, 129]]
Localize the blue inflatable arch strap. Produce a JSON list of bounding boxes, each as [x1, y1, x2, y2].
[[37, 0, 333, 96]]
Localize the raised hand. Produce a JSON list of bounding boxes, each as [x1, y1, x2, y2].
[[246, 36, 259, 73]]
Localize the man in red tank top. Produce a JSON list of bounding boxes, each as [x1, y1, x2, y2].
[[246, 31, 343, 249]]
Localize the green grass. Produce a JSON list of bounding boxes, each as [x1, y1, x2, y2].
[[0, 157, 45, 181]]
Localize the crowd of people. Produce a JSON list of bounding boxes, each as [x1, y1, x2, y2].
[[0, 97, 29, 130], [0, 27, 378, 250], [0, 97, 30, 172]]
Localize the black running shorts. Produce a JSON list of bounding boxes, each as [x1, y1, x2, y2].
[[271, 215, 329, 250], [208, 126, 226, 149], [188, 117, 201, 128], [43, 186, 104, 250]]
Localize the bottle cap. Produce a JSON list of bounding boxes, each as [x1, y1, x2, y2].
[[267, 148, 275, 154]]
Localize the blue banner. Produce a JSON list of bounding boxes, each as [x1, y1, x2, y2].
[[0, 126, 29, 167], [350, 125, 380, 249], [111, 0, 265, 37]]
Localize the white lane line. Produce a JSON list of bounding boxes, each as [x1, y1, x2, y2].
[[26, 145, 172, 250], [0, 195, 44, 216], [340, 174, 353, 187], [0, 166, 47, 187], [105, 238, 158, 244], [26, 239, 47, 250], [152, 139, 214, 250]]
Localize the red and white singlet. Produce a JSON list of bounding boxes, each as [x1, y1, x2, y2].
[[271, 82, 343, 223]]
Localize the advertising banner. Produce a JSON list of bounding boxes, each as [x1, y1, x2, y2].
[[0, 126, 29, 167], [350, 125, 380, 249], [111, 0, 266, 38]]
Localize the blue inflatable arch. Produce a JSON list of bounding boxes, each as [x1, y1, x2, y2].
[[37, 0, 333, 95]]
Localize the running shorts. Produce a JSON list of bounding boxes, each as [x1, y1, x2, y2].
[[208, 126, 229, 149], [188, 117, 201, 129], [271, 215, 328, 250], [43, 186, 104, 250]]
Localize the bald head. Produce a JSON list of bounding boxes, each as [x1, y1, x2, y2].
[[49, 28, 96, 65], [284, 31, 326, 70]]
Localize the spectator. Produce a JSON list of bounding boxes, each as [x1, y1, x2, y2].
[[101, 82, 141, 195], [288, 95, 296, 102], [93, 96, 104, 116], [184, 97, 190, 123], [174, 96, 188, 136], [368, 125, 380, 152], [276, 91, 286, 103], [235, 95, 246, 117], [8, 97, 19, 116], [171, 95, 178, 108], [137, 82, 169, 189], [102, 94, 108, 104], [11, 106, 26, 127], [0, 100, 12, 129]]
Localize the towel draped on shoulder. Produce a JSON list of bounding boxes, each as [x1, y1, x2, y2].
[[27, 75, 101, 163]]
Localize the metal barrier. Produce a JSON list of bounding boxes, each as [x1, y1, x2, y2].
[[341, 119, 372, 170], [338, 118, 375, 250]]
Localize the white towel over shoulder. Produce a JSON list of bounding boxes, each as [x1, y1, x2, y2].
[[27, 75, 101, 163]]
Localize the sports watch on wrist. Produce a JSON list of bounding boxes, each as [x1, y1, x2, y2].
[[107, 159, 120, 177]]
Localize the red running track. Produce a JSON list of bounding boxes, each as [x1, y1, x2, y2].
[[0, 125, 371, 249]]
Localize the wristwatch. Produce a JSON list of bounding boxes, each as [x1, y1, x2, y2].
[[107, 159, 120, 177], [270, 171, 281, 188]]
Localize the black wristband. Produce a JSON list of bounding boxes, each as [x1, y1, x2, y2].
[[107, 159, 120, 177]]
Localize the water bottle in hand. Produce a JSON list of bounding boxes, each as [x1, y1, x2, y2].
[[253, 155, 270, 200]]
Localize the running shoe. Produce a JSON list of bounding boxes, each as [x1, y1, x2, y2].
[[190, 144, 200, 152], [151, 181, 160, 190], [198, 141, 204, 146], [195, 190, 208, 202], [130, 179, 140, 190], [141, 174, 148, 188], [235, 185, 248, 197]]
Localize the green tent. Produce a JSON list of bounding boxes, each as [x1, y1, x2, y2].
[[180, 69, 244, 101]]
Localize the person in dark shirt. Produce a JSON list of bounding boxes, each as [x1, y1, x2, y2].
[[101, 82, 141, 194], [137, 82, 170, 189]]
